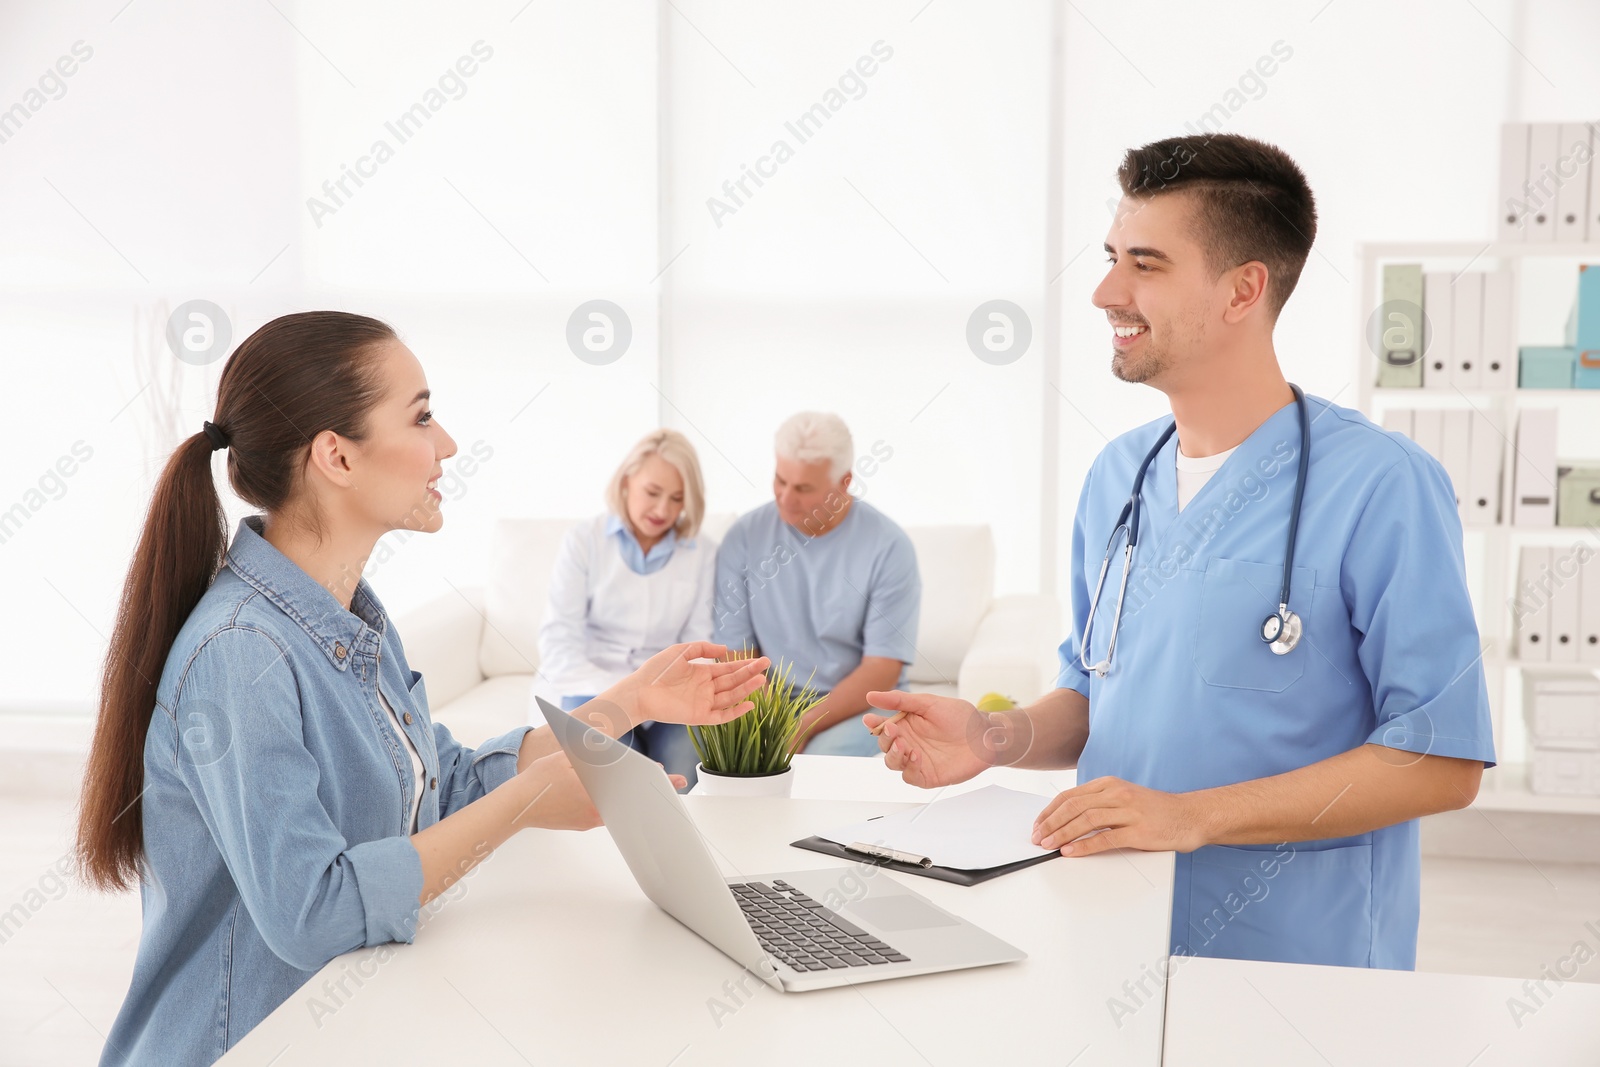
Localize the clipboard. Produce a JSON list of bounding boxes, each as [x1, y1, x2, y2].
[[788, 835, 1060, 886]]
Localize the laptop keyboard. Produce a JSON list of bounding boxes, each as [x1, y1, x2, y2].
[[729, 879, 911, 971]]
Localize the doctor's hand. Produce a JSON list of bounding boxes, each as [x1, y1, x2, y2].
[[1031, 776, 1208, 856], [618, 642, 770, 728], [864, 690, 990, 789]]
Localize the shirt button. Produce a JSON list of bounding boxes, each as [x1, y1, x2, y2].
[[333, 643, 347, 660], [403, 712, 413, 725], [429, 777, 437, 791]]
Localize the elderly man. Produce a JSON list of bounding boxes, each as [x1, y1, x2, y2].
[[713, 412, 920, 756]]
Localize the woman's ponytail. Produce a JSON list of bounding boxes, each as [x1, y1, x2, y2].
[[75, 310, 396, 891], [76, 433, 227, 890]]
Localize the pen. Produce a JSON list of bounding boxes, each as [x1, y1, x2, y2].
[[845, 841, 933, 868], [867, 710, 906, 736]]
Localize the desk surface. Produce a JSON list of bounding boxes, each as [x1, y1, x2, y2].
[[221, 757, 1175, 1066], [1164, 955, 1600, 1066]]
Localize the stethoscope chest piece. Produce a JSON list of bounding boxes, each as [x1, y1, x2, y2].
[[1261, 607, 1302, 656], [1080, 384, 1312, 676]]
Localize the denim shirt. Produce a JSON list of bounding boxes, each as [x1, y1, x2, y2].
[[102, 516, 530, 1066]]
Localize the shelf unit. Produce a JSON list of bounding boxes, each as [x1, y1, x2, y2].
[[1355, 240, 1600, 816]]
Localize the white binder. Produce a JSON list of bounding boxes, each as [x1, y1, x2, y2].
[[1450, 272, 1484, 390], [1497, 123, 1531, 243], [1465, 409, 1502, 526], [1423, 272, 1454, 390], [1480, 271, 1513, 390], [1556, 123, 1593, 245], [1513, 408, 1558, 527], [1550, 548, 1582, 662], [1411, 408, 1443, 464], [1527, 123, 1560, 243], [1590, 121, 1600, 244], [1377, 264, 1424, 387], [1580, 553, 1600, 664], [1518, 546, 1554, 662]]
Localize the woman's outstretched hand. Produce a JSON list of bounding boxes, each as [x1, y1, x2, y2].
[[622, 642, 769, 727]]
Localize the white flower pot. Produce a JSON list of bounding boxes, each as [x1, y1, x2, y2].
[[691, 763, 796, 798]]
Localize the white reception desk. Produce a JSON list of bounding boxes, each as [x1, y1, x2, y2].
[[218, 756, 1599, 1065]]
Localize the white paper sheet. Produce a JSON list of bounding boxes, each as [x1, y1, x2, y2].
[[817, 784, 1058, 870]]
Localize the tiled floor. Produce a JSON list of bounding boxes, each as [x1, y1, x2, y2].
[[4, 790, 1597, 1066]]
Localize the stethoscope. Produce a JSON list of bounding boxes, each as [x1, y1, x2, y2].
[[1079, 384, 1311, 678]]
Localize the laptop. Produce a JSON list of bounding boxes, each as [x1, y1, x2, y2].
[[538, 696, 1026, 992]]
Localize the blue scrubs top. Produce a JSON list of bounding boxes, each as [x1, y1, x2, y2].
[[1057, 394, 1495, 970]]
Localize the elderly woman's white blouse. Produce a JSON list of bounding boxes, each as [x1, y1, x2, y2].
[[536, 514, 717, 698]]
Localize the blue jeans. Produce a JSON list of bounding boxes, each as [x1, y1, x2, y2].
[[558, 695, 700, 790], [801, 713, 882, 757]]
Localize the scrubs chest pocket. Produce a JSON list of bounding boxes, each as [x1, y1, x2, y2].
[[1194, 557, 1317, 692]]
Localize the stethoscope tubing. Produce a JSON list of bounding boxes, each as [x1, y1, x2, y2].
[[1080, 385, 1309, 676]]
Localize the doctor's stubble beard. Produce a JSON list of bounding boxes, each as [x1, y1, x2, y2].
[[1111, 332, 1171, 384], [1111, 342, 1163, 383], [1110, 310, 1208, 384]]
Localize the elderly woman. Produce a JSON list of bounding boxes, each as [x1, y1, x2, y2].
[[537, 429, 717, 785]]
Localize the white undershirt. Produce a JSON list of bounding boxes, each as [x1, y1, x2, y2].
[[377, 689, 425, 832], [1175, 444, 1237, 512]]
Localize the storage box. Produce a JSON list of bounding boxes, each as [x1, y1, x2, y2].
[[1566, 263, 1600, 358], [1557, 466, 1600, 526], [1520, 346, 1576, 389], [1527, 679, 1600, 743], [1530, 744, 1600, 796]]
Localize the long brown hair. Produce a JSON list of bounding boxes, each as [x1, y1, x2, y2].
[[76, 311, 396, 891]]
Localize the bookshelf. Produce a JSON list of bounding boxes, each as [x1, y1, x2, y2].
[[1355, 240, 1600, 815]]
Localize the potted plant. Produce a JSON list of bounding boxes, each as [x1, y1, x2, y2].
[[687, 655, 823, 797]]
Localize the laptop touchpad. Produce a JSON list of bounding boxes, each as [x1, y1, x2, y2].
[[845, 896, 960, 931]]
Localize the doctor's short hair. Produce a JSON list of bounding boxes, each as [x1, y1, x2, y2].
[[1116, 133, 1317, 321], [774, 411, 853, 483], [605, 428, 706, 540]]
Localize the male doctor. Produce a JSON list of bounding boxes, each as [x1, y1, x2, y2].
[[865, 133, 1495, 969]]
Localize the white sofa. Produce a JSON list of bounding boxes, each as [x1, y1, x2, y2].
[[396, 516, 1063, 747]]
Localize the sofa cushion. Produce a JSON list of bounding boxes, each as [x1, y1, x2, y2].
[[478, 518, 575, 678], [479, 514, 740, 679], [431, 674, 536, 748], [903, 525, 993, 686], [698, 511, 738, 546]]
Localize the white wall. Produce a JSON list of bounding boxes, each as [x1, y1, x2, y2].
[[659, 0, 1051, 596], [2, 0, 1593, 713], [0, 0, 663, 711]]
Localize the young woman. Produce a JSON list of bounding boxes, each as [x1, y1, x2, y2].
[[537, 429, 716, 786], [75, 312, 766, 1066]]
